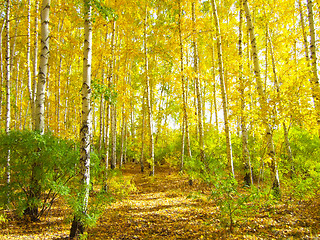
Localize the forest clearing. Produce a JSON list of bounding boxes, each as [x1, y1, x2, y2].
[[1, 162, 320, 239], [2, 0, 320, 238]]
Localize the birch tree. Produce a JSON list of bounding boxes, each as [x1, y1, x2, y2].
[[307, 0, 320, 138], [144, 3, 155, 176], [33, 0, 39, 129], [35, 0, 50, 134], [192, 1, 205, 163], [178, 0, 192, 170], [243, 0, 280, 193], [110, 20, 117, 170], [211, 0, 234, 177], [239, 0, 252, 185], [70, 0, 92, 237], [27, 0, 32, 129], [0, 22, 4, 120], [5, 0, 11, 200]]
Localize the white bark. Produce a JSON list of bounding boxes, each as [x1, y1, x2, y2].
[[70, 0, 92, 237], [144, 4, 155, 175], [80, 0, 92, 211], [192, 1, 205, 163], [239, 0, 253, 185], [110, 20, 117, 170], [33, 0, 39, 130], [179, 0, 192, 169], [5, 0, 11, 188], [243, 0, 280, 192], [35, 0, 50, 134], [27, 0, 32, 129], [307, 0, 320, 137], [211, 0, 234, 176]]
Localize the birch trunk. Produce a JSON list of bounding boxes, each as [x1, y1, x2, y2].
[[32, 1, 39, 130], [110, 20, 117, 170], [140, 89, 146, 173], [104, 102, 110, 191], [298, 0, 310, 64], [120, 104, 125, 168], [70, 0, 92, 237], [307, 0, 320, 138], [5, 0, 11, 199], [27, 0, 33, 129], [243, 0, 280, 194], [239, 0, 253, 185], [211, 39, 219, 131], [0, 22, 4, 120], [178, 0, 192, 167], [211, 0, 234, 177], [35, 0, 50, 134], [192, 2, 205, 163], [144, 4, 155, 176], [99, 70, 105, 153], [14, 59, 20, 130]]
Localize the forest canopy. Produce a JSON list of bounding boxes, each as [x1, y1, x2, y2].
[[1, 0, 320, 238]]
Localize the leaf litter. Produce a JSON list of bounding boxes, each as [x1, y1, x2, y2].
[[0, 162, 320, 239]]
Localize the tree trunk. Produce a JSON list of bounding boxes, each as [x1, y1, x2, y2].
[[32, 0, 39, 130], [192, 1, 205, 163], [239, 0, 253, 185], [211, 0, 234, 177], [307, 0, 320, 138], [27, 0, 33, 129], [104, 102, 110, 191], [110, 20, 117, 170], [144, 4, 155, 176], [14, 59, 20, 130], [140, 89, 146, 173], [5, 0, 11, 203], [178, 0, 192, 169], [243, 0, 280, 194], [70, 0, 92, 238], [99, 70, 105, 153], [211, 37, 219, 131], [35, 0, 50, 134], [0, 22, 4, 120], [120, 104, 125, 168]]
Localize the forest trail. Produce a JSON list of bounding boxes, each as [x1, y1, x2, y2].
[[89, 163, 219, 239], [1, 161, 320, 239]]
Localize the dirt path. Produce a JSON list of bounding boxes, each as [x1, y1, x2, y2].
[[89, 163, 220, 239]]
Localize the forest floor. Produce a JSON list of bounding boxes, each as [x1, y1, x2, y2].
[[1, 162, 320, 239]]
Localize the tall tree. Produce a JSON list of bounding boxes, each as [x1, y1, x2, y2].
[[110, 20, 117, 170], [307, 0, 320, 138], [144, 3, 155, 176], [178, 0, 192, 170], [27, 0, 32, 129], [238, 0, 252, 185], [192, 1, 205, 163], [32, 0, 39, 129], [70, 0, 92, 238], [243, 0, 280, 193], [0, 22, 4, 120], [211, 0, 234, 177], [5, 0, 11, 199]]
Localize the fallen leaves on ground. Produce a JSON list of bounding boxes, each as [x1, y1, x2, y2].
[[1, 162, 320, 239]]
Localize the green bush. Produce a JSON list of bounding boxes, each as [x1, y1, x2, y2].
[[0, 130, 78, 220]]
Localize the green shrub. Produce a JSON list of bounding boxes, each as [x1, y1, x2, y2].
[[0, 130, 78, 220]]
